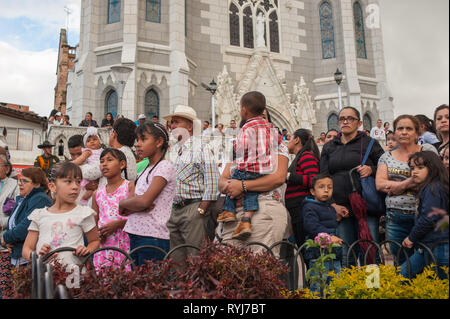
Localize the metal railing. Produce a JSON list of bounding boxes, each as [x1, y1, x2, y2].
[[28, 239, 448, 298]]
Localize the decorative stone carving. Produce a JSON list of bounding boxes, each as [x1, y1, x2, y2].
[[215, 52, 317, 134], [292, 77, 317, 130]]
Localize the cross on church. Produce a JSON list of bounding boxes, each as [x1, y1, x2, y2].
[[64, 5, 73, 34]]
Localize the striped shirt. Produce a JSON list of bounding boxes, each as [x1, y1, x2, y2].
[[235, 116, 279, 174], [173, 136, 220, 204], [285, 151, 319, 200]]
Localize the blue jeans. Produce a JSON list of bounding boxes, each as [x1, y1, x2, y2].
[[222, 170, 263, 213], [128, 233, 170, 266], [400, 243, 449, 279], [337, 215, 380, 266], [385, 210, 415, 264], [307, 259, 341, 293]]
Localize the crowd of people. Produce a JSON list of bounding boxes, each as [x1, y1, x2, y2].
[[0, 94, 448, 297]]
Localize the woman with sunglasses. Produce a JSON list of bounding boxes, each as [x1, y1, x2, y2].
[[0, 167, 51, 298], [320, 106, 385, 266]]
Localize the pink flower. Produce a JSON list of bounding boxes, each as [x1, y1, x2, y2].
[[314, 233, 332, 249]]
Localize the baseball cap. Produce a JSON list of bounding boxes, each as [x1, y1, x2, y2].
[[138, 114, 146, 120]]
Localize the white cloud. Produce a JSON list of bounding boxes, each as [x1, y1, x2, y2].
[[0, 0, 81, 32], [380, 0, 449, 119], [0, 41, 57, 117]]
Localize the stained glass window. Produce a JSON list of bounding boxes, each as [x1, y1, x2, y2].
[[108, 0, 121, 24], [243, 6, 254, 49], [106, 90, 118, 118], [328, 113, 339, 131], [269, 11, 279, 53], [146, 0, 161, 23], [363, 113, 372, 131], [319, 1, 335, 59], [229, 3, 240, 46], [353, 1, 367, 59], [145, 89, 159, 119]]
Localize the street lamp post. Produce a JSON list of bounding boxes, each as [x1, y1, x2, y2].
[[334, 68, 343, 110], [110, 65, 133, 117], [202, 79, 218, 129]]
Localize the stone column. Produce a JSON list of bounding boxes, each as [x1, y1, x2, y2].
[[120, 0, 138, 120], [339, 0, 362, 112], [169, 0, 189, 113]]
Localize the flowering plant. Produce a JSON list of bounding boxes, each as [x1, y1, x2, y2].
[[304, 233, 341, 298]]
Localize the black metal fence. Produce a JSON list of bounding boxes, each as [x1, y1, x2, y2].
[[30, 239, 448, 299]]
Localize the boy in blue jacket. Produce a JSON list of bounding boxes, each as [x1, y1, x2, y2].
[[302, 174, 343, 291]]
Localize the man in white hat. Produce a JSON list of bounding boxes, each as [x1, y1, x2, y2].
[[164, 105, 220, 264], [135, 114, 146, 127]]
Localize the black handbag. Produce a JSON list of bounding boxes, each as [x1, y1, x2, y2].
[[359, 138, 386, 216]]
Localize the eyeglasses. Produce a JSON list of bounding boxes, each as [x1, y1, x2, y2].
[[338, 116, 358, 123], [18, 178, 32, 185]]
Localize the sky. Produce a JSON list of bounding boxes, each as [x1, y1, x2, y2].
[[0, 0, 448, 121]]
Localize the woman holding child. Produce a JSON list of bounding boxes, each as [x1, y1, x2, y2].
[[320, 106, 384, 265]]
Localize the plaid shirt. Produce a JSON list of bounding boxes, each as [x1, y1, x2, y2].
[[173, 136, 220, 204], [235, 116, 279, 174]]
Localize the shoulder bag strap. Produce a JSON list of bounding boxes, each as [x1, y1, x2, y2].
[[361, 138, 375, 166]]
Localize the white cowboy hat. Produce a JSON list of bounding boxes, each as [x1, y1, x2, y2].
[[164, 105, 202, 136], [138, 114, 146, 120]]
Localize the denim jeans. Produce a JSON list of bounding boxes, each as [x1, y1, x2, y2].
[[385, 210, 415, 265], [128, 233, 170, 266], [400, 243, 449, 279], [222, 170, 263, 213], [307, 259, 341, 293], [337, 215, 380, 266]]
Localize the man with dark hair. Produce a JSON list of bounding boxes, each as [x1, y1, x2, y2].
[[152, 115, 159, 123], [67, 134, 84, 160]]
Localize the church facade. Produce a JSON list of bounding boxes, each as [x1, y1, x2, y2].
[[67, 0, 394, 136]]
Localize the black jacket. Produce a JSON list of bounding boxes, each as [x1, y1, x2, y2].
[[320, 132, 385, 210]]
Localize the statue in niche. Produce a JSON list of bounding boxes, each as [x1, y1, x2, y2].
[[256, 12, 266, 47]]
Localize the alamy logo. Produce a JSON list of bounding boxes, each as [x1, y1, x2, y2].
[[365, 264, 380, 288], [366, 4, 380, 29]]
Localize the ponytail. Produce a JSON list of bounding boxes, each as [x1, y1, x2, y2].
[[292, 129, 320, 160]]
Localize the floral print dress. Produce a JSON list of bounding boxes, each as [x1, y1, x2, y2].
[[93, 180, 130, 270]]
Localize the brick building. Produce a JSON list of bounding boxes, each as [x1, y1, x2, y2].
[[54, 28, 76, 114]]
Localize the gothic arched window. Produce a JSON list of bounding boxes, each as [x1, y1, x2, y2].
[[319, 1, 336, 59], [353, 1, 367, 59], [363, 113, 372, 131], [229, 3, 240, 46], [146, 0, 161, 23], [269, 11, 279, 53], [107, 0, 121, 24], [105, 89, 118, 118], [327, 113, 339, 131], [243, 6, 254, 49], [145, 89, 159, 119]]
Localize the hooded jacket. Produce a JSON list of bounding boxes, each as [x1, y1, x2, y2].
[[319, 132, 384, 211]]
